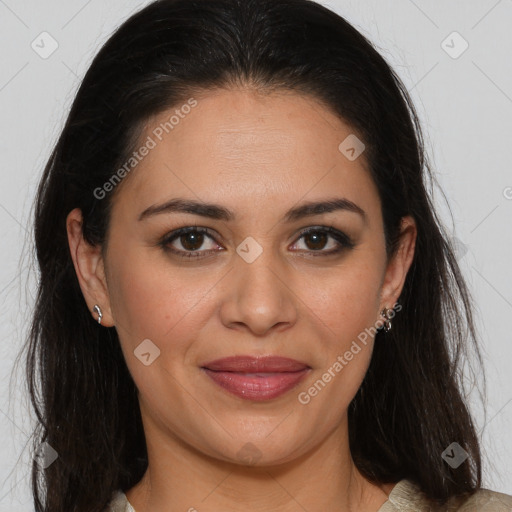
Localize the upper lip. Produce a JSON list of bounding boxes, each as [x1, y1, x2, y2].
[[201, 355, 310, 372]]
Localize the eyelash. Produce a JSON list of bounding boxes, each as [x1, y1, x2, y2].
[[159, 225, 355, 260]]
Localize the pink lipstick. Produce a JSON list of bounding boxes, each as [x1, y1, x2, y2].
[[201, 355, 311, 401]]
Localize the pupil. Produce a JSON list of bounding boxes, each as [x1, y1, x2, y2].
[[305, 232, 327, 250], [181, 233, 203, 251]]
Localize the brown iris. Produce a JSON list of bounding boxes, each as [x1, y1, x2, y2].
[[179, 232, 205, 251], [303, 231, 328, 251]]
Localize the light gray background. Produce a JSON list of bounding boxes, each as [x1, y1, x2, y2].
[[1, 1, 511, 510]]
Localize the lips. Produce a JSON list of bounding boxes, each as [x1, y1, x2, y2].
[[202, 355, 310, 372], [201, 356, 311, 401]]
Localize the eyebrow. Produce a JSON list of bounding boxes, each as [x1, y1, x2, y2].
[[138, 197, 366, 223]]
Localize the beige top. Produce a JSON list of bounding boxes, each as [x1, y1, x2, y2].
[[107, 479, 512, 511]]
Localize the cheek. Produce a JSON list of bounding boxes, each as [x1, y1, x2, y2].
[[296, 264, 381, 424], [302, 259, 384, 340], [107, 246, 215, 351]]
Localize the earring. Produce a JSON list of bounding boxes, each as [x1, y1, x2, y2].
[[380, 307, 393, 332], [93, 304, 103, 325]]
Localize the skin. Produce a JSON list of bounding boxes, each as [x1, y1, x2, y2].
[[67, 87, 416, 512]]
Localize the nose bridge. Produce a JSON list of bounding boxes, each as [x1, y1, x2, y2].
[[219, 235, 296, 335], [235, 235, 285, 303]]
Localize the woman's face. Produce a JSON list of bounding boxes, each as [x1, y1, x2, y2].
[[71, 88, 415, 466]]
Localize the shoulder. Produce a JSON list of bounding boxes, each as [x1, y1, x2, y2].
[[383, 479, 512, 512], [451, 488, 512, 511], [106, 490, 135, 512]]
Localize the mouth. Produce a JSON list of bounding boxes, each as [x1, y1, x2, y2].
[[201, 355, 311, 401]]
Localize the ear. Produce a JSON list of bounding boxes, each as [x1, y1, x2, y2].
[[66, 208, 115, 326], [379, 215, 417, 311]]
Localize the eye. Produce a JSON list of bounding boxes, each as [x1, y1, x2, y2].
[[290, 226, 355, 256], [160, 225, 355, 260], [160, 227, 222, 259]]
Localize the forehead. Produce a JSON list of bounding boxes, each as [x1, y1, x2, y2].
[[110, 88, 380, 224]]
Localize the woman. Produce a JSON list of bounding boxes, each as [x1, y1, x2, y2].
[[25, 0, 512, 511]]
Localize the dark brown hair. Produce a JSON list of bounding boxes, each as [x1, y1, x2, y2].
[[23, 0, 485, 510]]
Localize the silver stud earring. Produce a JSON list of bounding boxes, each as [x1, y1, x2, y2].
[[380, 307, 393, 332], [93, 304, 103, 325]]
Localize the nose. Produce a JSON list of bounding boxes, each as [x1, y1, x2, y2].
[[218, 250, 298, 337]]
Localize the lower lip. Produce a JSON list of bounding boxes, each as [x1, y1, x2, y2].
[[201, 368, 310, 401]]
